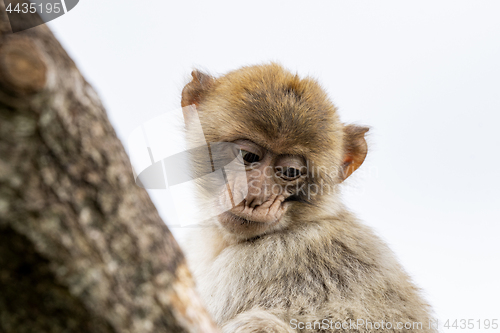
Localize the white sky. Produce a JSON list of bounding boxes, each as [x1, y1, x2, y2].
[[47, 0, 500, 328]]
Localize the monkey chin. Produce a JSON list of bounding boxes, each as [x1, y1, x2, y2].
[[217, 212, 281, 240]]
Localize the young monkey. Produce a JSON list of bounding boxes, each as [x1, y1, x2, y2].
[[181, 64, 435, 333]]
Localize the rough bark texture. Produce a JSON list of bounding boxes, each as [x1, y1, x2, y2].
[[0, 2, 218, 332]]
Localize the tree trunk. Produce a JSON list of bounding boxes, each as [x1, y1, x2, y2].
[[0, 2, 217, 332]]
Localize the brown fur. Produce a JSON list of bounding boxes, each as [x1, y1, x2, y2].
[[181, 63, 435, 332]]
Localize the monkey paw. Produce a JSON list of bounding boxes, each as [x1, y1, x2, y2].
[[231, 194, 286, 224]]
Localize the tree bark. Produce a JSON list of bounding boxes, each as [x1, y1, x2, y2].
[[0, 2, 218, 332]]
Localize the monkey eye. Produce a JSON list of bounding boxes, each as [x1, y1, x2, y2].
[[278, 167, 302, 180], [240, 150, 261, 164]]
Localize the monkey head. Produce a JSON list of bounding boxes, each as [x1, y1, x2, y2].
[[181, 64, 368, 240]]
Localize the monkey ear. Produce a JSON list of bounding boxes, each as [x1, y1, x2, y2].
[[340, 125, 369, 181], [181, 70, 215, 107]]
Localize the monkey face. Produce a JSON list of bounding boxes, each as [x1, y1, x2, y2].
[[216, 139, 308, 239]]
